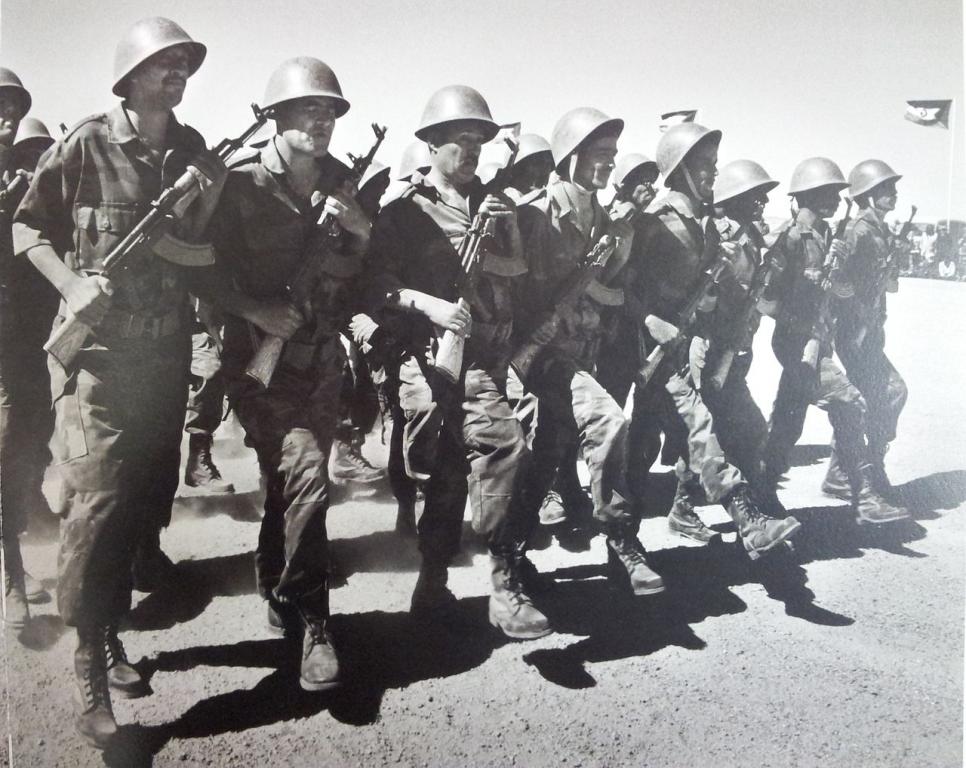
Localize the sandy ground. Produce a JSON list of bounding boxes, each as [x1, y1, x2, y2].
[[2, 277, 964, 768]]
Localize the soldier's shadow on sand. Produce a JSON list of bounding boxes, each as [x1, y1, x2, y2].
[[126, 552, 258, 632], [524, 534, 853, 689], [103, 600, 506, 766]]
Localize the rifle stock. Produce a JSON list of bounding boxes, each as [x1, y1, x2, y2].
[[44, 104, 272, 368]]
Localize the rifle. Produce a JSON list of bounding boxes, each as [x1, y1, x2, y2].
[[0, 169, 29, 211], [44, 104, 272, 368], [244, 123, 387, 388], [853, 204, 916, 347], [510, 193, 644, 383], [510, 234, 617, 383], [433, 138, 519, 383], [705, 228, 778, 390], [637, 250, 730, 389], [801, 199, 853, 369]]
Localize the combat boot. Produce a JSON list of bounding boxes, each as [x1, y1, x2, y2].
[[131, 529, 177, 592], [855, 464, 909, 524], [185, 433, 235, 493], [605, 525, 665, 595], [73, 627, 117, 750], [331, 435, 383, 484], [104, 625, 148, 698], [488, 553, 552, 640], [666, 481, 717, 542], [410, 559, 463, 624], [726, 487, 801, 560], [3, 571, 29, 631], [868, 445, 897, 497], [298, 618, 341, 692], [821, 449, 851, 501], [395, 497, 418, 538], [266, 598, 300, 637], [23, 571, 50, 604], [538, 489, 567, 526]]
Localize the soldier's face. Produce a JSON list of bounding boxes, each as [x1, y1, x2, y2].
[[727, 189, 768, 223], [276, 97, 338, 157], [515, 154, 553, 192], [684, 142, 718, 201], [0, 91, 24, 147], [128, 46, 192, 109], [870, 179, 898, 213], [805, 185, 842, 218], [573, 136, 618, 190], [430, 122, 486, 185]]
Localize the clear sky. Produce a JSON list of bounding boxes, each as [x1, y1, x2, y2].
[[2, 0, 963, 223]]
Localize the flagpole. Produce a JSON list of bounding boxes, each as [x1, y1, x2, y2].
[[946, 99, 955, 228]]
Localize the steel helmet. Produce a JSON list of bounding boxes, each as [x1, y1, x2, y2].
[[714, 159, 779, 204], [513, 133, 552, 166], [848, 159, 901, 198], [550, 107, 624, 170], [396, 140, 432, 180], [0, 68, 31, 115], [262, 57, 350, 116], [613, 153, 658, 188], [414, 85, 498, 142], [358, 161, 390, 193], [787, 157, 848, 196], [112, 17, 207, 97], [655, 123, 721, 184], [13, 117, 53, 149]]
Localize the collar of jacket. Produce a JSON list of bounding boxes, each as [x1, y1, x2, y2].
[[108, 102, 192, 148], [855, 204, 887, 233]]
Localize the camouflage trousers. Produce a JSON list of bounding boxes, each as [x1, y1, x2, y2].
[[834, 322, 907, 456], [764, 329, 868, 480], [184, 328, 225, 436], [500, 349, 633, 548], [228, 337, 344, 621], [51, 338, 189, 628], [397, 353, 529, 564], [676, 347, 769, 494]]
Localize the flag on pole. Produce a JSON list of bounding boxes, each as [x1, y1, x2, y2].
[[660, 110, 698, 132], [904, 100, 952, 128]]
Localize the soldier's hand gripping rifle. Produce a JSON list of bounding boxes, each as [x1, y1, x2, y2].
[[44, 104, 272, 369], [637, 250, 731, 389], [853, 203, 916, 348], [801, 199, 853, 369], [705, 239, 779, 391], [433, 138, 519, 383], [244, 123, 387, 389]]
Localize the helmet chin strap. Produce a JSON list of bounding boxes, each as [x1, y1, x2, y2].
[[681, 163, 704, 202]]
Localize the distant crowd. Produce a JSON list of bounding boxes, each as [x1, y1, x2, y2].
[[895, 222, 966, 280]]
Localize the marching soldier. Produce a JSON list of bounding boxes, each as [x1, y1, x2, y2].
[[208, 57, 375, 692], [619, 124, 801, 557], [760, 157, 908, 524], [822, 160, 908, 501], [609, 153, 659, 214], [13, 18, 227, 747], [367, 85, 551, 639], [1, 70, 54, 631], [681, 160, 785, 513], [504, 133, 554, 202], [509, 107, 665, 595]]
